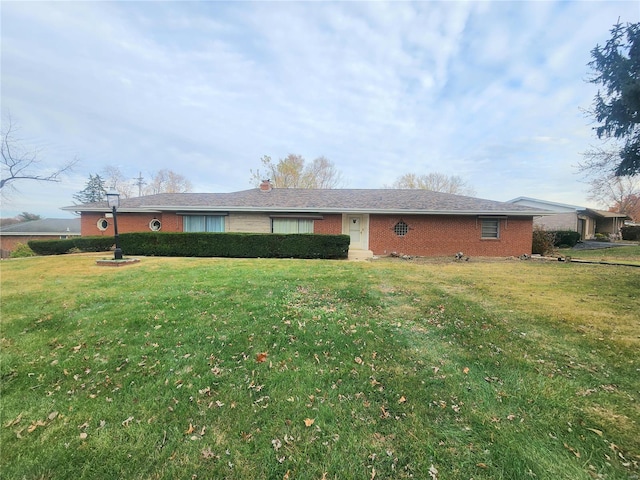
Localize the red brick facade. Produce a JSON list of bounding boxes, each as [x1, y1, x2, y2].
[[369, 215, 532, 257], [79, 211, 533, 257], [313, 214, 343, 234], [81, 212, 183, 236]]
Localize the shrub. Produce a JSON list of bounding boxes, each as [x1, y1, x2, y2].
[[551, 230, 580, 247], [621, 225, 640, 241], [10, 243, 36, 258], [532, 226, 555, 255], [28, 236, 114, 255], [119, 232, 350, 259], [594, 233, 610, 242]]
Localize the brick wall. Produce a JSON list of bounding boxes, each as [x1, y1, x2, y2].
[[81, 212, 183, 236], [369, 215, 533, 257], [313, 214, 343, 234], [79, 211, 533, 257]]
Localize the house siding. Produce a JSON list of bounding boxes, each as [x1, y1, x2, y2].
[[534, 213, 578, 232], [369, 215, 533, 257], [227, 213, 270, 233]]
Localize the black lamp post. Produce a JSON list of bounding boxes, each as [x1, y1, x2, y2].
[[106, 190, 123, 260]]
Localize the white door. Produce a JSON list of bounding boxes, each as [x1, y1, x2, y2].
[[348, 216, 362, 248]]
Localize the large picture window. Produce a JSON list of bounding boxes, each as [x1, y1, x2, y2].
[[481, 219, 500, 239], [183, 215, 225, 232], [272, 218, 314, 234]]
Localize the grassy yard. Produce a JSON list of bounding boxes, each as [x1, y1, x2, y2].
[[566, 244, 640, 266], [1, 254, 638, 479]]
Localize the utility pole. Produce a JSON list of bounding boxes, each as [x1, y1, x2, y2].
[[134, 172, 146, 197]]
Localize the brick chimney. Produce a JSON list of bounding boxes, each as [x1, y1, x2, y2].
[[259, 179, 273, 192]]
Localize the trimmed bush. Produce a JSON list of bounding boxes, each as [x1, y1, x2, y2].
[[551, 230, 581, 248], [621, 226, 640, 241], [119, 232, 350, 259], [532, 226, 555, 255], [28, 236, 115, 255]]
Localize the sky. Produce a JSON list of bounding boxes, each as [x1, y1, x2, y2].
[[2, 0, 639, 219]]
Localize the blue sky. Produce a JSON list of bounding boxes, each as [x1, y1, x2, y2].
[[2, 1, 639, 218]]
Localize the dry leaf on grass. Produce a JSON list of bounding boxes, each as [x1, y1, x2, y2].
[[256, 352, 268, 363], [304, 418, 315, 427]]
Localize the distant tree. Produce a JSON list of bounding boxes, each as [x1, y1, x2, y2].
[[587, 172, 640, 221], [610, 193, 640, 222], [102, 166, 135, 198], [1, 115, 78, 191], [386, 172, 476, 196], [250, 154, 343, 188], [586, 21, 640, 176], [17, 212, 41, 222], [73, 174, 107, 204], [143, 169, 192, 195]]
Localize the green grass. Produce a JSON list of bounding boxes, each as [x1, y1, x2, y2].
[[1, 255, 638, 479], [567, 244, 640, 265]]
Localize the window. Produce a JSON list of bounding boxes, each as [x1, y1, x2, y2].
[[97, 218, 108, 231], [481, 219, 500, 239], [394, 221, 409, 237], [149, 219, 162, 231], [272, 218, 314, 234], [183, 215, 224, 232]]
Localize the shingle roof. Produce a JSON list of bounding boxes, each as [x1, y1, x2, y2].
[[62, 188, 547, 216], [0, 218, 81, 234]]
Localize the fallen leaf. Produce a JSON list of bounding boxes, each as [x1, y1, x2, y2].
[[283, 471, 290, 480], [355, 356, 363, 365], [185, 423, 195, 434], [398, 396, 407, 404], [79, 432, 88, 440], [256, 352, 268, 363], [4, 413, 22, 427], [463, 367, 470, 374], [476, 463, 488, 469], [122, 416, 134, 427], [304, 418, 315, 427], [587, 428, 603, 436]]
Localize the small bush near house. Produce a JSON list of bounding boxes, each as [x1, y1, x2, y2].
[[621, 225, 640, 240], [594, 233, 611, 242], [9, 243, 35, 258], [532, 226, 555, 255], [551, 230, 581, 248]]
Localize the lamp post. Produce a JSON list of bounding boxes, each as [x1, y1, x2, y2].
[[106, 190, 123, 260]]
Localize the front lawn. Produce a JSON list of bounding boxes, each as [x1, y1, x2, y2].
[[1, 255, 638, 479]]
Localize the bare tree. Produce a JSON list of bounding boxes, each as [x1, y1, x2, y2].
[[250, 154, 344, 188], [386, 172, 476, 196], [588, 174, 640, 218], [102, 165, 135, 198], [144, 169, 193, 195], [1, 115, 78, 191]]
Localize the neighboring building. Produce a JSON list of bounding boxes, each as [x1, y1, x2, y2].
[[508, 197, 628, 240], [0, 218, 81, 258], [63, 182, 548, 257]]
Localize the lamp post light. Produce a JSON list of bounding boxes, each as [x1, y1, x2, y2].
[[106, 190, 123, 260]]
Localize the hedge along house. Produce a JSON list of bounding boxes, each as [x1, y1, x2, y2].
[[63, 182, 548, 258]]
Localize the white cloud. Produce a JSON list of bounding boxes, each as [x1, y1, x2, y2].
[[2, 0, 639, 218]]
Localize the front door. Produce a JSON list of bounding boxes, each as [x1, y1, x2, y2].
[[348, 215, 363, 249]]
